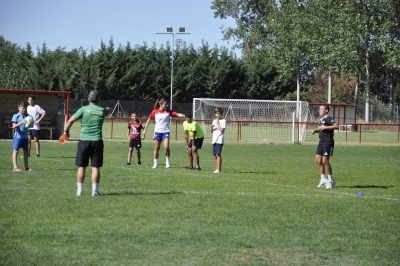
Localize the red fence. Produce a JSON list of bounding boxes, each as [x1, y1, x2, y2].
[[106, 117, 400, 144]]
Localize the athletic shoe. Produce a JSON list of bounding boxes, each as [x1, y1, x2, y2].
[[76, 191, 82, 197], [326, 180, 336, 189], [193, 167, 201, 171], [213, 170, 220, 174], [91, 191, 101, 197], [152, 164, 158, 169], [316, 180, 328, 188], [25, 168, 32, 172], [138, 161, 141, 165], [186, 166, 193, 170], [165, 162, 171, 168], [36, 154, 40, 158], [125, 161, 131, 165], [13, 168, 23, 172]]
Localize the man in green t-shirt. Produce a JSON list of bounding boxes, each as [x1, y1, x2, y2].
[[183, 113, 204, 170], [64, 90, 107, 197]]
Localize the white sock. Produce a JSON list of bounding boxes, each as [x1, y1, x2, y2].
[[77, 183, 83, 194], [166, 156, 170, 164], [320, 174, 327, 181], [328, 175, 334, 182], [92, 183, 99, 193], [153, 159, 158, 165]]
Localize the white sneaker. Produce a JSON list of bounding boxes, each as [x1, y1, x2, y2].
[[213, 170, 220, 174], [325, 181, 336, 189], [76, 191, 82, 197], [165, 161, 171, 168], [91, 191, 101, 196], [152, 163, 158, 169], [316, 180, 328, 188]]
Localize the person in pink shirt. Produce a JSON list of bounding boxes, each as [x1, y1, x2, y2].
[[142, 99, 184, 169]]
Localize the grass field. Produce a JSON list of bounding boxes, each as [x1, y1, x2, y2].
[[0, 140, 399, 265], [100, 120, 400, 145]]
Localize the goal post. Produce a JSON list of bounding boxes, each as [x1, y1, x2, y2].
[[193, 98, 309, 143]]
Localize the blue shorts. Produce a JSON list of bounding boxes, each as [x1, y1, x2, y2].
[[13, 138, 29, 151], [153, 132, 170, 142], [213, 143, 224, 156]]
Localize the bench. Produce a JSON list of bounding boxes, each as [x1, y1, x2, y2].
[[339, 124, 352, 131], [6, 119, 56, 139]]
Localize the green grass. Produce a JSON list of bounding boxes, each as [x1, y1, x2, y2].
[[0, 140, 399, 265], [97, 120, 400, 145]]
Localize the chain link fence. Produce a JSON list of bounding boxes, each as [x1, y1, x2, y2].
[[70, 99, 192, 118]]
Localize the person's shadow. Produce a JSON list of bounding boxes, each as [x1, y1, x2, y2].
[[102, 190, 184, 197], [340, 185, 394, 189]]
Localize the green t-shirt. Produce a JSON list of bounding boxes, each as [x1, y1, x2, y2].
[[74, 104, 106, 141], [183, 120, 204, 139]]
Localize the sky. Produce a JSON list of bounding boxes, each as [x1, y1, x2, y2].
[[0, 0, 240, 55]]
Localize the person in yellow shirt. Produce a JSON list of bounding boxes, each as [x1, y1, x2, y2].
[[183, 113, 204, 170]]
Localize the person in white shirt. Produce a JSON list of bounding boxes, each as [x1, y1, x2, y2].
[[142, 99, 184, 169], [27, 95, 46, 158], [211, 107, 226, 173]]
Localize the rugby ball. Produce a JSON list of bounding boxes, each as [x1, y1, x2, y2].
[[24, 115, 34, 128]]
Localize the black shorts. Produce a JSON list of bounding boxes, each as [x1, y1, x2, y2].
[[129, 139, 142, 149], [28, 129, 40, 138], [316, 143, 334, 157], [75, 140, 104, 167], [188, 138, 204, 150]]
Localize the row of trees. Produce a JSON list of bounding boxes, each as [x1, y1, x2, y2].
[[211, 0, 400, 119], [0, 36, 297, 102]]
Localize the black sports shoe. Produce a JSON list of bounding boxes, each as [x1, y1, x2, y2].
[[125, 161, 131, 165], [36, 154, 40, 158], [138, 161, 141, 165], [193, 167, 201, 171]]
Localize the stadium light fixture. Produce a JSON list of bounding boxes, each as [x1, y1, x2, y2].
[[156, 26, 190, 110]]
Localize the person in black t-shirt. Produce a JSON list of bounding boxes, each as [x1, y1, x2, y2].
[[313, 105, 338, 189]]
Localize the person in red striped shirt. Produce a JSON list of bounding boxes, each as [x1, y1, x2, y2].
[[125, 113, 144, 165]]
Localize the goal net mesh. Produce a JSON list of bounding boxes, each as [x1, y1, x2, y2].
[[193, 98, 309, 143]]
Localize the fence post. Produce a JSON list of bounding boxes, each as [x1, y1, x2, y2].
[[398, 125, 400, 144], [292, 112, 295, 144], [175, 120, 178, 141], [110, 119, 114, 140], [359, 124, 362, 144], [345, 123, 348, 142], [237, 121, 240, 142]]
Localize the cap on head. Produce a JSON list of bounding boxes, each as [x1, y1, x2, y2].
[[88, 90, 99, 103]]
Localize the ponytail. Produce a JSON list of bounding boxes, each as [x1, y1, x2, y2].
[[154, 98, 167, 110], [153, 99, 159, 109]]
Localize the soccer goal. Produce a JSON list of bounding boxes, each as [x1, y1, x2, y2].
[[193, 98, 310, 143]]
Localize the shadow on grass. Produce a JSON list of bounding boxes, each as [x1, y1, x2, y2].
[[341, 185, 394, 189], [49, 156, 77, 159], [103, 190, 184, 196]]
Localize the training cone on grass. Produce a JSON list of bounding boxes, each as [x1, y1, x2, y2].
[[58, 133, 69, 144]]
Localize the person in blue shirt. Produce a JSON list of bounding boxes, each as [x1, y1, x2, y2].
[[11, 102, 31, 172]]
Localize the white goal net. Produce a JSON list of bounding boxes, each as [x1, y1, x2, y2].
[[193, 98, 309, 143]]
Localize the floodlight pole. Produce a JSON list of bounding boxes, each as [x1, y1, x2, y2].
[[157, 27, 190, 110]]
